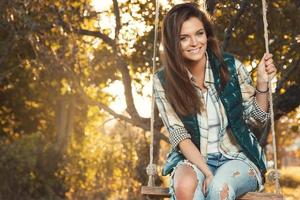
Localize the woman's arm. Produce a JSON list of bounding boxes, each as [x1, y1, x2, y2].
[[235, 55, 275, 125], [178, 139, 213, 177], [255, 53, 277, 112]]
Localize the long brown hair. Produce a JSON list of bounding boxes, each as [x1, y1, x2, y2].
[[161, 3, 229, 116]]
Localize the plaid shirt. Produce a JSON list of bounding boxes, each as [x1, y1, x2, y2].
[[154, 55, 269, 191]]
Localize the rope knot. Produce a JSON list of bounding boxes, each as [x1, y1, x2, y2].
[[146, 164, 157, 176], [267, 169, 281, 183], [146, 164, 157, 187]]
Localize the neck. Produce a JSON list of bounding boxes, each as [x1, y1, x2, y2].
[[187, 55, 207, 78]]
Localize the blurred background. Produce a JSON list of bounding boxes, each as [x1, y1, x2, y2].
[[0, 0, 299, 199]]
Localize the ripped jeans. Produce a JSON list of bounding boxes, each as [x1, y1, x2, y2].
[[169, 153, 259, 200]]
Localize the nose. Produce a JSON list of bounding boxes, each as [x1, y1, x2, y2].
[[190, 36, 198, 46]]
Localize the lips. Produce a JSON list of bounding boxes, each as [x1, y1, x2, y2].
[[187, 47, 201, 54]]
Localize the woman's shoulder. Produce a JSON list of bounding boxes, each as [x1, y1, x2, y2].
[[223, 52, 244, 70], [223, 52, 235, 60]]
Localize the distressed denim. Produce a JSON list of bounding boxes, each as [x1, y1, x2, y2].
[[169, 153, 259, 200]]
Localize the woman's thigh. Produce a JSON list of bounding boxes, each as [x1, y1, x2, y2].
[[206, 159, 258, 200]]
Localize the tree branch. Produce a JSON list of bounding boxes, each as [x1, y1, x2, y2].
[[53, 5, 116, 48], [112, 0, 121, 39], [222, 0, 250, 50], [76, 28, 115, 48], [75, 80, 150, 130], [110, 0, 143, 122], [116, 59, 144, 119], [64, 50, 150, 130]]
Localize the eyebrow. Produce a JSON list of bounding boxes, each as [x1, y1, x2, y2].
[[180, 28, 205, 36]]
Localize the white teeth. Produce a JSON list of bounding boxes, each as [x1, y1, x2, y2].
[[188, 48, 200, 53]]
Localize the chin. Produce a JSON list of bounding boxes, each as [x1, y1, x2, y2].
[[186, 54, 205, 62]]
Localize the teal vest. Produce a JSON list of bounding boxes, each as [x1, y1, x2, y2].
[[157, 51, 267, 177]]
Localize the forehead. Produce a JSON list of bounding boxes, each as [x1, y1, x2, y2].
[[180, 17, 204, 34]]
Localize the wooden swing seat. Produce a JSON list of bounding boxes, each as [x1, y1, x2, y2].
[[141, 186, 284, 199]]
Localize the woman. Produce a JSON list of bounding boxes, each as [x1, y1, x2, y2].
[[153, 3, 276, 200]]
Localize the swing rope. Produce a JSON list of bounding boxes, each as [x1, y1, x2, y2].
[[145, 0, 281, 195], [146, 0, 160, 187], [261, 0, 281, 194]]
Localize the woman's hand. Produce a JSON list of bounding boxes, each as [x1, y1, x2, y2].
[[202, 173, 213, 196], [257, 53, 277, 83]]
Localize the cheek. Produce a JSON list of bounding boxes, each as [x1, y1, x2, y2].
[[180, 41, 189, 50], [202, 36, 208, 45], [199, 33, 208, 44], [201, 39, 208, 50], [180, 47, 187, 58]]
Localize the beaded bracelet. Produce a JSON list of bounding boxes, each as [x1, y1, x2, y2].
[[256, 87, 269, 94]]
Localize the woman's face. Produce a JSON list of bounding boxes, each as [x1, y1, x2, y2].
[[179, 17, 207, 63]]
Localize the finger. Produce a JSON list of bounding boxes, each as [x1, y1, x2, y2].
[[265, 64, 276, 71], [265, 58, 274, 66], [266, 63, 275, 68], [266, 68, 276, 75], [264, 53, 273, 60], [266, 64, 276, 71]]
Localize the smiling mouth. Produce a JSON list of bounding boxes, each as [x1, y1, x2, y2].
[[187, 47, 201, 54]]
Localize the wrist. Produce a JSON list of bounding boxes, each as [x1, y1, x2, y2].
[[256, 79, 268, 84], [205, 171, 213, 178], [256, 86, 269, 94], [257, 77, 269, 84], [256, 81, 268, 91], [255, 87, 269, 94]]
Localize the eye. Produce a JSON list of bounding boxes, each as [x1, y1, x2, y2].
[[196, 31, 205, 36], [180, 36, 188, 41]]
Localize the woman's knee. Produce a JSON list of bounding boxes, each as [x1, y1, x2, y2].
[[173, 165, 198, 199]]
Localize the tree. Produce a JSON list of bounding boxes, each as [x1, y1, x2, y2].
[[0, 0, 299, 199]]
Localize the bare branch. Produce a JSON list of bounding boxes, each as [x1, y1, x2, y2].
[[116, 59, 143, 119], [222, 0, 250, 50], [75, 81, 150, 130], [112, 0, 121, 39], [76, 28, 115, 47], [53, 5, 116, 48]]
